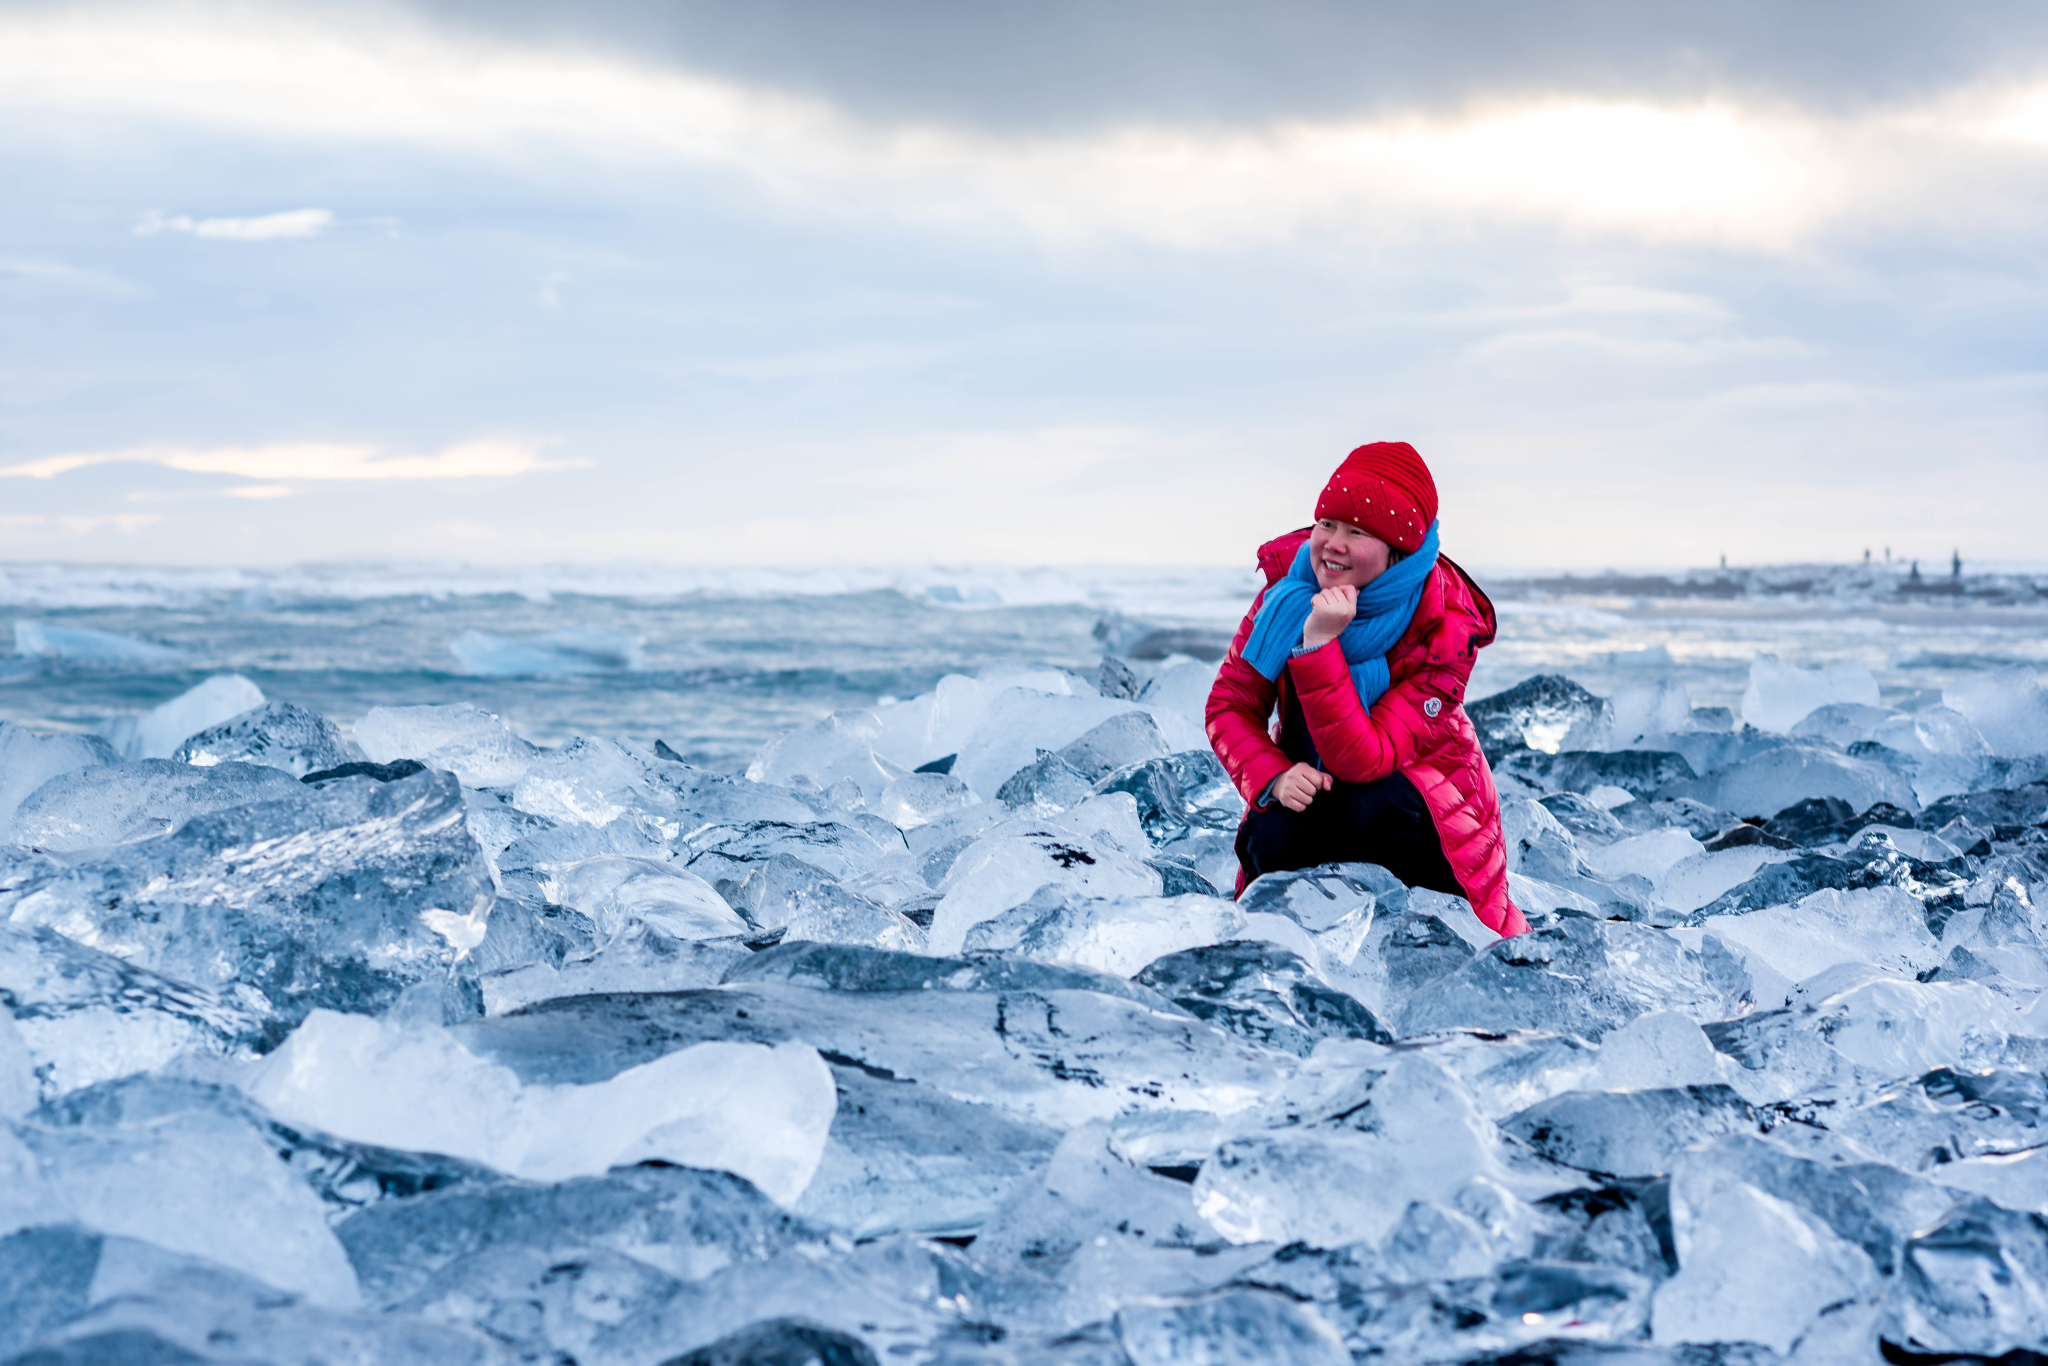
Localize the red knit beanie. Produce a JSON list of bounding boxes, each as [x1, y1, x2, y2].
[[1313, 441, 1438, 554]]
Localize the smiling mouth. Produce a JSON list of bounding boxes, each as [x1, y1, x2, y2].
[[1321, 558, 1350, 573]]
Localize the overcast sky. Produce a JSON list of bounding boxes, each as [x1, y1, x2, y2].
[[1, 0, 2043, 569]]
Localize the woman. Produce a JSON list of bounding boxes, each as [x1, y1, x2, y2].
[[1205, 440, 1527, 938]]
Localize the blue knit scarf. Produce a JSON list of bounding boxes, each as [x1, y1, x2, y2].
[[1241, 520, 1440, 708]]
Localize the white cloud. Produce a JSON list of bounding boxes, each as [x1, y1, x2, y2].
[[0, 513, 162, 536], [2, 6, 2044, 253], [135, 208, 333, 241], [0, 439, 582, 484]]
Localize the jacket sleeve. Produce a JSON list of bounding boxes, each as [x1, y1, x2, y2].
[[1204, 590, 1295, 807], [1286, 608, 1477, 785]]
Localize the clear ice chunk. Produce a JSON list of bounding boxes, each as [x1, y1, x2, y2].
[[1740, 653, 1881, 735], [100, 674, 267, 761], [1651, 1155, 1880, 1354], [951, 689, 1150, 800], [995, 748, 1096, 815], [2, 768, 496, 1031], [1400, 918, 1733, 1041], [1191, 1053, 1562, 1249], [1945, 665, 2048, 758], [356, 703, 540, 789], [1467, 674, 1610, 762], [11, 759, 303, 851], [960, 891, 1242, 977], [728, 855, 927, 952], [538, 854, 748, 941], [9, 1104, 361, 1306], [247, 1009, 836, 1204], [1893, 1197, 2048, 1355], [1134, 940, 1391, 1054], [1689, 886, 1941, 1009], [1057, 711, 1170, 782], [0, 924, 264, 1102], [747, 709, 909, 801], [1673, 742, 1918, 822], [1117, 1289, 1349, 1366], [973, 1124, 1269, 1333], [335, 1160, 833, 1308], [1503, 1085, 1762, 1178], [927, 816, 1163, 955], [871, 771, 974, 830], [171, 700, 360, 777], [0, 723, 118, 846]]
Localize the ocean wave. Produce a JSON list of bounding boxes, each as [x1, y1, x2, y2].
[[0, 561, 1262, 622]]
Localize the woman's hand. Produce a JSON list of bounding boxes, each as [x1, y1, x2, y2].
[[1300, 585, 1358, 650], [1270, 762, 1332, 812]]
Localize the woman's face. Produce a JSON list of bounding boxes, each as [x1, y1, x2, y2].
[[1309, 518, 1393, 591]]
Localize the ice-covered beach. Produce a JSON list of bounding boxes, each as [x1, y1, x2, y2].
[[4, 562, 2048, 1364]]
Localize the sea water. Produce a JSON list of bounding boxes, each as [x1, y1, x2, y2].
[[3, 559, 2043, 765]]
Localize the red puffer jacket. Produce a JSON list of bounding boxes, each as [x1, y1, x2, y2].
[[1205, 528, 1528, 938]]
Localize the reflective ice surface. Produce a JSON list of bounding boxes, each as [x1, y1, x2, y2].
[[4, 561, 2048, 1361]]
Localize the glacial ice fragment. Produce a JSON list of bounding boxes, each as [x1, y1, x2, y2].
[[1056, 711, 1170, 782], [1467, 674, 1610, 762], [951, 688, 1147, 800], [1504, 1085, 1762, 1179], [335, 1161, 832, 1307], [1134, 940, 1391, 1054], [101, 674, 266, 761], [247, 1010, 836, 1204], [450, 626, 643, 676], [961, 891, 1243, 977], [9, 1106, 361, 1306], [1671, 743, 1918, 822], [1400, 917, 1732, 1042], [871, 771, 973, 830], [1117, 1290, 1348, 1366], [0, 723, 118, 846], [11, 759, 302, 851], [356, 703, 540, 788], [1, 768, 495, 1032], [12, 620, 185, 662], [1740, 653, 1881, 735], [0, 925, 264, 1101], [927, 816, 1161, 956], [1944, 665, 2048, 758], [539, 854, 748, 941], [1651, 1156, 1880, 1354], [1893, 1197, 2048, 1356], [748, 709, 907, 801], [727, 855, 926, 952], [170, 700, 359, 777]]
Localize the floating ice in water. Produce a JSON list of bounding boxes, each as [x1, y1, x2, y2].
[[1741, 652, 1881, 734], [12, 620, 185, 662], [450, 627, 643, 676], [101, 673, 266, 760], [11, 758, 302, 851], [247, 1009, 836, 1204], [748, 709, 907, 800], [1945, 665, 2048, 758], [356, 702, 541, 788], [171, 700, 359, 777], [0, 721, 117, 844]]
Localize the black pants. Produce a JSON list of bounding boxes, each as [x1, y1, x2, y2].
[[1236, 771, 1464, 895]]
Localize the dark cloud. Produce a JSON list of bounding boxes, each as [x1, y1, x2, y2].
[[392, 0, 2048, 130]]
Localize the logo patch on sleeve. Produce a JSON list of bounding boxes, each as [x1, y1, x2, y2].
[[1422, 697, 1443, 718]]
